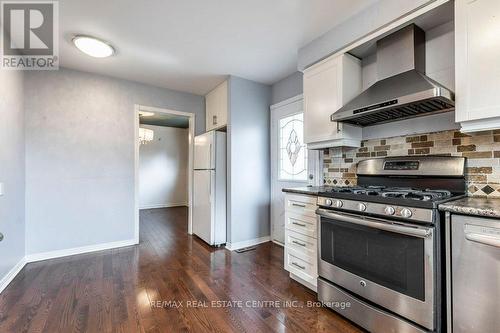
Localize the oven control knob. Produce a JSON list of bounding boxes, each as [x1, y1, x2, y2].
[[358, 203, 367, 212], [384, 206, 395, 215], [401, 208, 413, 218], [324, 199, 333, 206], [333, 200, 343, 208]]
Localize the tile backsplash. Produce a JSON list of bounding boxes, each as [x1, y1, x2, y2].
[[323, 129, 500, 197]]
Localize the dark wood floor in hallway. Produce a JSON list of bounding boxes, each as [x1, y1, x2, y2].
[[0, 207, 363, 333]]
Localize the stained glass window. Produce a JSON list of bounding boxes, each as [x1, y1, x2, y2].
[[279, 113, 307, 181]]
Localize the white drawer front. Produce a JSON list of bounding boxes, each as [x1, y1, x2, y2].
[[285, 194, 317, 218], [285, 250, 316, 282], [285, 211, 317, 238], [285, 229, 317, 260]]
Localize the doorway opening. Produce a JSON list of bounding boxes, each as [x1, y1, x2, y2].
[[134, 105, 195, 243]]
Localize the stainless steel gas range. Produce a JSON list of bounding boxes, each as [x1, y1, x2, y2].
[[316, 156, 466, 333]]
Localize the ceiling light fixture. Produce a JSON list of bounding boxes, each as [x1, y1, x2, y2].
[[72, 35, 115, 58], [139, 111, 155, 117], [139, 127, 154, 145]]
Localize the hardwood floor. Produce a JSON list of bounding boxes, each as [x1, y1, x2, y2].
[[0, 207, 362, 333]]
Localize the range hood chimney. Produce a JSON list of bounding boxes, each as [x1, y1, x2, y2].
[[331, 24, 454, 127]]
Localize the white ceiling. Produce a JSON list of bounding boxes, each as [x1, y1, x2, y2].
[[59, 0, 377, 95]]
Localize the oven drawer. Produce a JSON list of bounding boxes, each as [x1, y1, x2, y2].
[[285, 250, 316, 284], [285, 229, 317, 260], [285, 194, 317, 218], [285, 211, 317, 238], [318, 278, 426, 333]]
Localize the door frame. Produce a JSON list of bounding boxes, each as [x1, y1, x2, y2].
[[270, 94, 322, 244], [134, 104, 196, 243]]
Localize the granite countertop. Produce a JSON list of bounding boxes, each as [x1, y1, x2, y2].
[[439, 197, 500, 219], [282, 186, 327, 196]]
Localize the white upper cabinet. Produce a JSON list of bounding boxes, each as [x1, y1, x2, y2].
[[456, 0, 500, 132], [303, 53, 362, 149], [205, 80, 228, 131]]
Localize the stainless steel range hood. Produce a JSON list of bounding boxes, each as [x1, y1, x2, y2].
[[331, 24, 454, 127]]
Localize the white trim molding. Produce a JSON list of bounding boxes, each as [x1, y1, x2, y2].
[[460, 116, 500, 133], [299, 0, 450, 71], [0, 258, 27, 294], [139, 203, 188, 210], [225, 236, 271, 251], [25, 239, 137, 263], [270, 94, 303, 110]]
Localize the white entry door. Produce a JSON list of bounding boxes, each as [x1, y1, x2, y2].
[[270, 95, 321, 245]]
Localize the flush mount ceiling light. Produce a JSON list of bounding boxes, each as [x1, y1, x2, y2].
[[72, 35, 115, 58]]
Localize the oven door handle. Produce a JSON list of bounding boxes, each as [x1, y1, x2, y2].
[[316, 208, 432, 238], [465, 232, 500, 248]]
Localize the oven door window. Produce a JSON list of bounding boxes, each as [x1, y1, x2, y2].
[[321, 218, 425, 301]]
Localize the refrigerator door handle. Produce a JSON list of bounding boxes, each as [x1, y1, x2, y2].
[[208, 172, 212, 203], [209, 143, 213, 168]]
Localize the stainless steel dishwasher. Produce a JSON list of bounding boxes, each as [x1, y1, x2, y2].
[[451, 214, 500, 333]]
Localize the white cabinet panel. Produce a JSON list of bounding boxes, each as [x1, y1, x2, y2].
[[456, 0, 500, 131], [206, 80, 228, 131], [303, 53, 362, 148], [205, 90, 217, 131], [285, 193, 317, 218], [285, 229, 317, 260], [283, 193, 318, 290], [285, 212, 317, 238], [284, 250, 316, 285]]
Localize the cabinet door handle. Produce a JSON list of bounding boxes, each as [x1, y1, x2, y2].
[[291, 262, 305, 270], [213, 115, 217, 125], [292, 240, 306, 247], [292, 221, 306, 227], [292, 203, 306, 208]]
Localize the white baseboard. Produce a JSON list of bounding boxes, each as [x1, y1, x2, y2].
[[225, 236, 271, 251], [272, 240, 284, 247], [139, 202, 188, 210], [0, 239, 138, 295], [0, 257, 27, 293], [25, 239, 138, 263], [0, 257, 27, 294], [290, 273, 317, 292]]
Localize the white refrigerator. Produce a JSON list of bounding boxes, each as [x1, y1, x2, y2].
[[193, 131, 227, 246]]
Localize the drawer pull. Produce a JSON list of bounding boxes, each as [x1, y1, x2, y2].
[[291, 262, 306, 270], [292, 203, 306, 208], [292, 240, 306, 247], [292, 222, 306, 227]]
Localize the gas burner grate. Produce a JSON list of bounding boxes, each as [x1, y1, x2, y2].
[[324, 186, 452, 201]]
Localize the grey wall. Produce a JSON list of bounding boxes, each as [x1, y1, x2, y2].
[[227, 76, 271, 244], [298, 0, 439, 70], [271, 72, 303, 105], [0, 68, 25, 282], [24, 68, 205, 255]]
